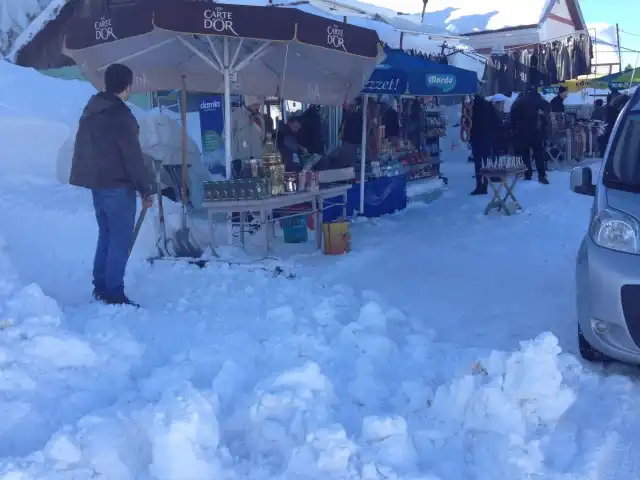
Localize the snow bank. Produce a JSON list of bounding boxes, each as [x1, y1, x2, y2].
[[0, 235, 143, 460], [0, 288, 581, 479]]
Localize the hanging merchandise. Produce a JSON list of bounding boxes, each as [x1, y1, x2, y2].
[[484, 31, 593, 95], [460, 95, 473, 142]]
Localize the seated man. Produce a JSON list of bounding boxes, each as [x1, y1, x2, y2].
[[276, 116, 306, 171]]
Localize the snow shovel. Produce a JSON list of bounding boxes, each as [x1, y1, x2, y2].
[[129, 204, 149, 257], [151, 159, 171, 257], [172, 77, 204, 259]]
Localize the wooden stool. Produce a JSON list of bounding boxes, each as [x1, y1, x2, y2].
[[480, 166, 527, 216]]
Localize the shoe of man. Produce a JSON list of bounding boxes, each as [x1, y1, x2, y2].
[[539, 176, 550, 185], [69, 63, 153, 309], [102, 294, 140, 308]]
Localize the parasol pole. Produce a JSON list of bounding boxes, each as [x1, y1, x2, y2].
[[180, 75, 189, 228], [359, 95, 369, 215], [223, 36, 233, 181]]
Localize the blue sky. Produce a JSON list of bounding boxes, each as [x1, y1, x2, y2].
[[581, 0, 640, 68]]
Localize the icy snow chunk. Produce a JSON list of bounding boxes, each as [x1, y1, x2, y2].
[[501, 332, 575, 423], [148, 384, 224, 480], [249, 363, 335, 461], [267, 306, 295, 324], [361, 416, 417, 471], [272, 362, 332, 392], [357, 302, 387, 331], [5, 283, 61, 324], [22, 335, 98, 367], [212, 359, 245, 402], [312, 299, 336, 326], [285, 425, 358, 477], [44, 434, 82, 465], [0, 367, 37, 391]]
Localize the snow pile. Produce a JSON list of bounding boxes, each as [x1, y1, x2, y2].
[[0, 285, 579, 478], [0, 235, 143, 462], [311, 0, 549, 34]]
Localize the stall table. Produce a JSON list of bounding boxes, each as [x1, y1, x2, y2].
[[202, 185, 350, 253], [480, 166, 527, 216]]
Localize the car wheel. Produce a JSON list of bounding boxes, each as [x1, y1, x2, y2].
[[578, 325, 611, 362]]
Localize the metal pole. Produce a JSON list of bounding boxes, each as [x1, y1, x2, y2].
[[223, 37, 233, 245], [223, 37, 233, 181], [180, 76, 189, 229], [359, 95, 369, 215]]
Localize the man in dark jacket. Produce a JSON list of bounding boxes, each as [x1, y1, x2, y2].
[[510, 88, 550, 184], [276, 116, 305, 171], [591, 99, 605, 121], [70, 64, 153, 306], [469, 90, 501, 195], [550, 86, 568, 113]]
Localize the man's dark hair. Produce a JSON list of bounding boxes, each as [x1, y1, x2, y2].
[[558, 86, 568, 94], [104, 63, 134, 95], [288, 115, 301, 125], [595, 99, 604, 106]]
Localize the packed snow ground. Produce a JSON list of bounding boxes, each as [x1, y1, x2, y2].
[[2, 62, 640, 479]]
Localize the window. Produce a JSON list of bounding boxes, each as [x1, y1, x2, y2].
[[604, 108, 640, 192]]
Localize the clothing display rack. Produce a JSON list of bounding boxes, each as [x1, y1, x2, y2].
[[483, 29, 593, 96]]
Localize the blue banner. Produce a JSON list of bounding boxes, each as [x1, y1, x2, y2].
[[362, 49, 478, 97], [199, 95, 226, 174]]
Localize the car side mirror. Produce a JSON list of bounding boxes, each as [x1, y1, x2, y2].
[[570, 166, 596, 196]]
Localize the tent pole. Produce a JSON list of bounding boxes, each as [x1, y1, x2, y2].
[[223, 37, 234, 245], [180, 76, 189, 229], [223, 37, 233, 181], [359, 95, 369, 215]]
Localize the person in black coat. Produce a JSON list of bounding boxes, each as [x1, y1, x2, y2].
[[510, 87, 551, 184], [297, 105, 325, 155], [550, 86, 568, 113], [469, 91, 501, 195]]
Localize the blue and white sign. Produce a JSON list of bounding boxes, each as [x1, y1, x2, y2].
[[425, 74, 457, 93]]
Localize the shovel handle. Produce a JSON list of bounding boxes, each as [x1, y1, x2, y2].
[[129, 204, 149, 257]]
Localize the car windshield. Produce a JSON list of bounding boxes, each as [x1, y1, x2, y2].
[[604, 108, 640, 193]]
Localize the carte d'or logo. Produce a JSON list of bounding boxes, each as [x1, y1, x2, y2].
[[327, 24, 346, 51], [204, 7, 239, 35], [95, 17, 117, 41]]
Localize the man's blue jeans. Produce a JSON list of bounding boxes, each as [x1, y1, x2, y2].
[[91, 188, 136, 299]]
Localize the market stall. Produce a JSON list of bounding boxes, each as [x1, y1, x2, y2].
[[347, 48, 478, 217], [62, 0, 383, 256]]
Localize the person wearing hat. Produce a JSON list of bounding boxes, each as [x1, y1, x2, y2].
[[550, 86, 568, 113]]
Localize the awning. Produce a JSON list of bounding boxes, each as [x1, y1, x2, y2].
[[588, 69, 640, 90], [361, 48, 478, 96], [62, 0, 383, 105]]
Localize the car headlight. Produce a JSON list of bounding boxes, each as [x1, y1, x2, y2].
[[590, 208, 640, 254]]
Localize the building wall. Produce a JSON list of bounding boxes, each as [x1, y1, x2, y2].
[[539, 0, 578, 40]]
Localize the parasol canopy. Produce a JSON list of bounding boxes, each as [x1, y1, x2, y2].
[[62, 0, 383, 105]]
